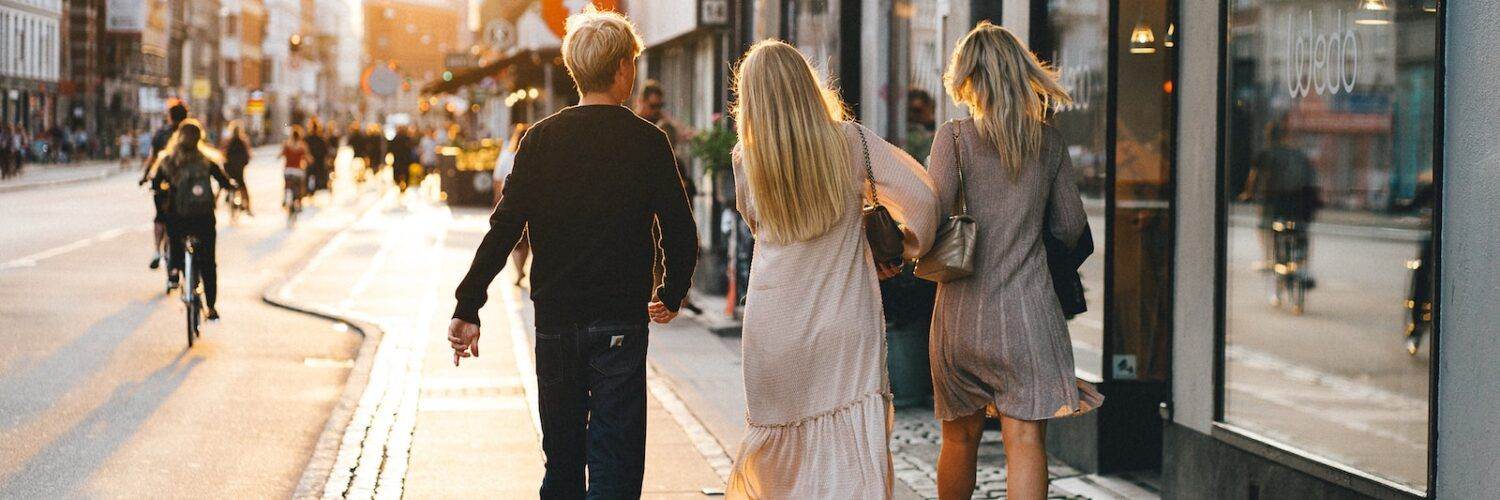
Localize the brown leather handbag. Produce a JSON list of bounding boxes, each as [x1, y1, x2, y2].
[[859, 127, 906, 266], [915, 126, 977, 283]]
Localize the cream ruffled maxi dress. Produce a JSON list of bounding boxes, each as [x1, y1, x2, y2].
[[726, 122, 939, 499]]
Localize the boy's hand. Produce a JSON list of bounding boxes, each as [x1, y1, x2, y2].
[[648, 301, 678, 324], [448, 318, 481, 366]]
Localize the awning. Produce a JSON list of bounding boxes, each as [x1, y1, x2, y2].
[[420, 49, 561, 96]]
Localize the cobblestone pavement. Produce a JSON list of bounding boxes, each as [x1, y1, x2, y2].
[[891, 408, 1159, 499]]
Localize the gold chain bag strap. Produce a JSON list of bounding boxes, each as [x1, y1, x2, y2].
[[915, 124, 977, 282], [859, 126, 907, 266]]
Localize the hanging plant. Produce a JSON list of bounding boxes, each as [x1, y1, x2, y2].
[[689, 113, 736, 177]]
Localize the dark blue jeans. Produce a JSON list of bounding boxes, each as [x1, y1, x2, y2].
[[535, 319, 649, 500]]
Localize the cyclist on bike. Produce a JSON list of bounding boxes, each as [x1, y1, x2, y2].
[[151, 119, 234, 321], [279, 125, 310, 212], [219, 120, 254, 216], [1241, 120, 1320, 306], [139, 101, 189, 270]]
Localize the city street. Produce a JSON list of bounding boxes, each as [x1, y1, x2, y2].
[[0, 150, 372, 496]]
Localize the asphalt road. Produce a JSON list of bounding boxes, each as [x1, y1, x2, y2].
[[0, 149, 370, 497]]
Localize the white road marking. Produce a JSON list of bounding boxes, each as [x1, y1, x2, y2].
[[0, 224, 151, 271]]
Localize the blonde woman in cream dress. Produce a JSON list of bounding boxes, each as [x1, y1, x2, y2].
[[725, 40, 939, 499]]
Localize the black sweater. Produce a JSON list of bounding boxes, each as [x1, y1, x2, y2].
[[453, 105, 698, 327]]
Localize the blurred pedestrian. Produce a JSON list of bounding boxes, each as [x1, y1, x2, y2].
[[493, 123, 530, 285], [305, 119, 331, 197], [388, 125, 415, 192], [0, 124, 13, 179], [361, 123, 385, 178], [418, 127, 438, 190], [136, 127, 153, 164], [927, 23, 1102, 500], [220, 121, 254, 215], [723, 40, 937, 499], [118, 128, 136, 170], [448, 9, 698, 499], [905, 88, 938, 162], [279, 125, 310, 211], [140, 102, 190, 271]]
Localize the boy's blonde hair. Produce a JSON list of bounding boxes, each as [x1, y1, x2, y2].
[[561, 7, 644, 93]]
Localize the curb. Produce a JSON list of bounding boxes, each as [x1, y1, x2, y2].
[[263, 287, 384, 500], [256, 197, 387, 500], [0, 165, 129, 193]]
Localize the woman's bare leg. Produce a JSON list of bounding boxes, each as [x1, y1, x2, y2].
[[999, 415, 1049, 500], [937, 411, 985, 500]]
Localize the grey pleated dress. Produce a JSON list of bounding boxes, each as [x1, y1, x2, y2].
[[927, 118, 1104, 422]]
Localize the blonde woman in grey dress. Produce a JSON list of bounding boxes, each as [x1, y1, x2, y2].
[[725, 40, 938, 499], [927, 22, 1103, 500]]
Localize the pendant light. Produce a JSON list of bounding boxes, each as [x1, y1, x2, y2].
[[1355, 0, 1392, 26], [1163, 23, 1176, 48], [1129, 20, 1157, 54]]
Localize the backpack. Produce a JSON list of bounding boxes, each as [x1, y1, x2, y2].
[[170, 156, 217, 217]]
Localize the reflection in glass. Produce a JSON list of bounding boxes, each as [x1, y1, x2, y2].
[[1033, 0, 1108, 381], [1112, 0, 1175, 383], [1222, 0, 1437, 492], [888, 0, 942, 161], [785, 0, 840, 77]]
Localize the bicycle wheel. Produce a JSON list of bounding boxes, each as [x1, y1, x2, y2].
[[184, 252, 198, 347]]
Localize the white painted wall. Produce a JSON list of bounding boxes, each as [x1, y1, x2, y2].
[[1436, 2, 1500, 497], [1171, 0, 1219, 435]]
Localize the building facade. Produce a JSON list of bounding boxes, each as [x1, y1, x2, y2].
[[665, 1, 1494, 498], [2, 0, 64, 133], [945, 1, 1492, 498], [363, 0, 467, 126]]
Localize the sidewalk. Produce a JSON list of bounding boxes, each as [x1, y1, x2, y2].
[[651, 309, 1161, 500], [404, 270, 727, 498], [0, 157, 130, 192], [281, 205, 725, 498]]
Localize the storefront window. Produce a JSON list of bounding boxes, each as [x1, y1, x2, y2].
[[1221, 0, 1439, 493], [1033, 0, 1109, 381], [1034, 0, 1176, 383], [1110, 0, 1175, 383]]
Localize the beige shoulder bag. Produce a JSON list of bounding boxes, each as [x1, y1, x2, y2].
[[915, 125, 977, 283]]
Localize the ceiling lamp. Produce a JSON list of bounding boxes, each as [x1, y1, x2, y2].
[[1129, 21, 1156, 54], [1163, 23, 1176, 48], [1355, 0, 1391, 25]]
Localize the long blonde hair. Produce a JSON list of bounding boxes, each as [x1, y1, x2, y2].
[[732, 40, 852, 244], [943, 22, 1071, 179], [152, 119, 224, 176]]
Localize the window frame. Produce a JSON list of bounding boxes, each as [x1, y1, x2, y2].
[[1209, 1, 1445, 498]]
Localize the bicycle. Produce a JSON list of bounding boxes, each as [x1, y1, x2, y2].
[[225, 185, 249, 223], [1403, 240, 1435, 356], [1268, 219, 1309, 315], [284, 169, 306, 227], [181, 235, 205, 347]]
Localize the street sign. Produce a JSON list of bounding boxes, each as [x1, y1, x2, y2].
[[701, 0, 729, 25], [445, 52, 478, 70], [191, 79, 211, 100], [484, 19, 517, 51], [541, 0, 620, 39], [365, 65, 402, 97]]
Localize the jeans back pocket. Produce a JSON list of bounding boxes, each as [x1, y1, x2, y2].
[[586, 322, 648, 377]]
